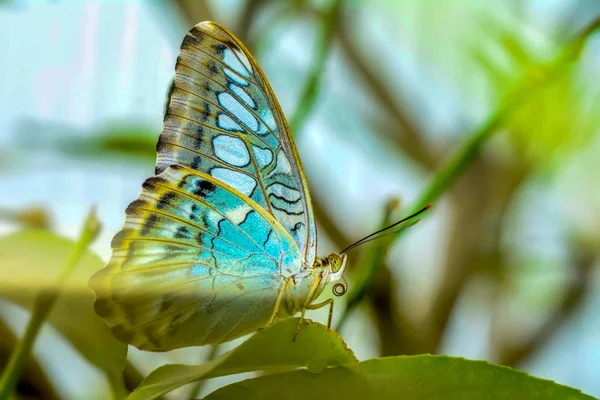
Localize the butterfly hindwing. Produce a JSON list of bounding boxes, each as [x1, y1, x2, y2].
[[89, 166, 303, 350], [156, 21, 317, 264]]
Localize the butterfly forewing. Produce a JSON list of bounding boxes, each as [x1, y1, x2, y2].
[[156, 22, 316, 263]]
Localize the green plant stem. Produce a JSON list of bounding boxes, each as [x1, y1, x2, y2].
[[0, 208, 101, 400], [0, 320, 60, 400], [336, 15, 600, 332], [188, 344, 221, 399], [289, 0, 341, 135]]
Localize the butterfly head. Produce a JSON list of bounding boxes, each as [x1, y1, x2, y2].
[[314, 253, 347, 297]]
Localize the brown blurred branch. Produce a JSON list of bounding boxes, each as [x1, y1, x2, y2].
[[0, 207, 52, 230], [426, 157, 493, 350], [335, 14, 438, 170], [427, 161, 528, 353], [368, 263, 427, 355], [302, 3, 437, 170], [495, 245, 596, 367], [237, 0, 271, 43], [123, 361, 147, 395], [0, 319, 60, 400], [311, 191, 351, 250], [173, 0, 270, 45], [173, 0, 213, 25], [289, 0, 342, 135]]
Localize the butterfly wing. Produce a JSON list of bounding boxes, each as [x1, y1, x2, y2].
[[90, 166, 303, 350], [89, 22, 319, 350], [156, 21, 317, 264]]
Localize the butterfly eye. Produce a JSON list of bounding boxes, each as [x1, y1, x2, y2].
[[327, 254, 344, 273]]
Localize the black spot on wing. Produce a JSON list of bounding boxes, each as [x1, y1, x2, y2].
[[177, 174, 190, 189], [290, 222, 304, 235], [208, 61, 219, 76], [111, 323, 135, 345], [175, 226, 191, 239], [187, 27, 205, 45], [189, 203, 200, 222], [157, 192, 177, 210], [141, 214, 159, 236], [156, 139, 166, 154], [93, 297, 111, 318], [195, 232, 204, 246], [202, 102, 210, 121], [194, 126, 204, 148], [111, 229, 129, 248], [125, 199, 147, 216], [193, 179, 216, 198], [161, 244, 183, 261], [159, 296, 175, 313], [143, 176, 168, 192], [223, 39, 240, 51], [124, 241, 137, 265], [191, 156, 201, 169]]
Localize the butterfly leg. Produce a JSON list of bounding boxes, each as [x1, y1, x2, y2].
[[293, 274, 329, 341], [266, 278, 291, 327], [293, 298, 335, 341], [306, 298, 334, 328]]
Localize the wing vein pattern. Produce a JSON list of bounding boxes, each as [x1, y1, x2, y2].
[[89, 22, 319, 351]]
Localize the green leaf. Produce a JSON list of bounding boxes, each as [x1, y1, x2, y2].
[[129, 318, 356, 400], [0, 230, 128, 397], [204, 355, 596, 400], [14, 119, 158, 163]]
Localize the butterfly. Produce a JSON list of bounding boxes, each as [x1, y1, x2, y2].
[[88, 21, 349, 351]]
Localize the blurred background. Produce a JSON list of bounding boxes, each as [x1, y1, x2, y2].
[[1, 0, 600, 398]]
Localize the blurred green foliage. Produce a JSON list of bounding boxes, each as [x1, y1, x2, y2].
[[0, 228, 128, 398], [473, 17, 600, 166]]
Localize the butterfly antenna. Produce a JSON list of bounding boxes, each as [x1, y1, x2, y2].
[[332, 275, 348, 296], [339, 204, 431, 255]]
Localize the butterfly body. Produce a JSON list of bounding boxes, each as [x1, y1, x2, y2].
[[89, 21, 347, 351]]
